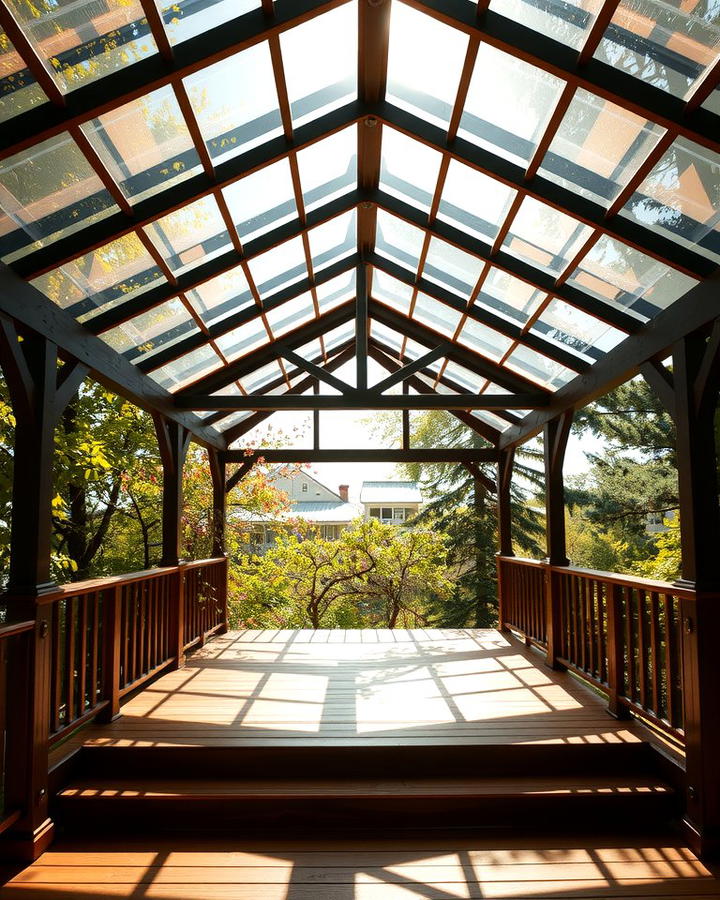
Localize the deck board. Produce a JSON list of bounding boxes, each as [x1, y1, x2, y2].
[[57, 629, 660, 753]]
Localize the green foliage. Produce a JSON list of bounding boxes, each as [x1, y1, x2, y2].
[[232, 518, 452, 629]]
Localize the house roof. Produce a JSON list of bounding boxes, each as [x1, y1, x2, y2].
[[231, 500, 361, 525], [0, 0, 717, 451], [360, 481, 423, 504]]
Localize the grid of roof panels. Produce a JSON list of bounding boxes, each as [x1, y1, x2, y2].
[[0, 0, 717, 443]]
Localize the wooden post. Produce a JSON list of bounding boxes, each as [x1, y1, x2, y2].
[[313, 379, 320, 450], [99, 585, 122, 722], [209, 449, 226, 559], [670, 327, 720, 858], [543, 412, 572, 669], [402, 383, 410, 450], [496, 448, 514, 557], [153, 414, 191, 568], [0, 322, 86, 860], [605, 583, 628, 719]]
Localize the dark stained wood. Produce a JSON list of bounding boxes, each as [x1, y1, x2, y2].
[[497, 449, 514, 557], [152, 416, 192, 568], [223, 449, 499, 464], [543, 412, 572, 567]]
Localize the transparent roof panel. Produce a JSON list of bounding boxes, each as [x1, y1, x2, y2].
[[266, 291, 316, 339], [380, 127, 443, 213], [538, 89, 667, 209], [371, 320, 407, 355], [100, 298, 198, 364], [594, 0, 720, 101], [620, 136, 720, 264], [185, 265, 255, 329], [566, 233, 699, 320], [215, 316, 271, 362], [31, 232, 164, 323], [459, 43, 566, 168], [3, 0, 157, 94], [151, 344, 222, 393], [81, 86, 203, 205], [0, 132, 118, 264], [438, 161, 517, 245], [489, 0, 604, 51], [476, 267, 547, 327], [144, 196, 232, 277], [184, 43, 282, 165], [164, 0, 260, 45], [223, 158, 297, 245], [0, 25, 48, 123], [531, 299, 625, 362], [307, 209, 356, 273], [412, 292, 462, 338], [502, 196, 594, 276], [280, 2, 358, 129], [371, 269, 414, 315], [457, 317, 514, 362], [242, 360, 284, 393], [296, 126, 357, 213], [375, 209, 425, 272], [316, 269, 356, 313], [387, 2, 468, 130], [423, 237, 486, 300], [443, 360, 486, 393], [505, 343, 575, 390], [247, 235, 307, 298], [295, 337, 323, 363], [324, 322, 355, 354]]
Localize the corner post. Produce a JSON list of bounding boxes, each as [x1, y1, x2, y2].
[[543, 411, 572, 670], [209, 450, 229, 634], [671, 328, 720, 858]]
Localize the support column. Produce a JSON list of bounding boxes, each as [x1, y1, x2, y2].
[[670, 327, 720, 858], [496, 447, 515, 558], [208, 449, 226, 559], [153, 414, 191, 568], [313, 379, 320, 451], [402, 383, 410, 450], [0, 319, 88, 860]]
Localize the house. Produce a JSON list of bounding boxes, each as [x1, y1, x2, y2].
[[360, 481, 423, 525], [236, 470, 361, 551]]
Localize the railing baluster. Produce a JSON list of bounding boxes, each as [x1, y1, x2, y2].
[[650, 591, 661, 716], [65, 596, 76, 726], [638, 589, 648, 709]]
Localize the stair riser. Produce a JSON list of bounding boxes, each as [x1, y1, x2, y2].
[[56, 794, 679, 833]]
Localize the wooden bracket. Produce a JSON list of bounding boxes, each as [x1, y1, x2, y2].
[[463, 461, 497, 494], [640, 358, 676, 418], [226, 459, 256, 494]]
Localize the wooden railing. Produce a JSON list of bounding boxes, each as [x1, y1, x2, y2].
[[498, 557, 687, 744], [34, 557, 228, 747]]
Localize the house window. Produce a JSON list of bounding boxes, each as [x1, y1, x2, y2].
[[369, 507, 380, 518], [301, 483, 308, 493], [392, 508, 406, 522], [321, 525, 337, 540], [381, 507, 392, 520]]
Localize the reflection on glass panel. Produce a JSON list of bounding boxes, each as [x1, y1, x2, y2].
[[375, 209, 425, 271], [295, 337, 323, 362], [594, 0, 720, 101], [0, 133, 117, 263], [216, 410, 254, 432], [704, 87, 720, 115], [438, 160, 517, 245], [0, 26, 48, 122], [297, 127, 357, 213], [476, 267, 546, 326], [247, 236, 307, 298], [307, 210, 356, 272], [505, 343, 575, 389], [223, 158, 297, 244], [317, 269, 356, 312], [82, 86, 203, 204], [324, 322, 355, 353], [266, 291, 316, 339], [372, 269, 414, 315], [280, 3, 357, 128], [457, 317, 514, 361], [32, 233, 164, 322], [620, 136, 720, 263], [387, 2, 468, 130], [242, 360, 284, 393], [459, 43, 565, 167], [401, 338, 429, 361], [489, 0, 603, 50], [502, 197, 593, 276], [423, 237, 486, 299], [144, 196, 231, 276], [151, 344, 222, 392], [185, 265, 255, 328], [215, 316, 270, 361], [531, 299, 625, 362], [371, 320, 407, 355], [100, 297, 197, 363], [380, 128, 443, 213], [539, 90, 666, 208], [566, 233, 698, 320], [164, 0, 260, 44], [185, 43, 282, 165], [413, 292, 462, 338], [4, 0, 156, 94], [470, 408, 511, 431], [444, 360, 485, 392]]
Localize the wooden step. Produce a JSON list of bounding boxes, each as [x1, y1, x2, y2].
[[55, 774, 678, 833]]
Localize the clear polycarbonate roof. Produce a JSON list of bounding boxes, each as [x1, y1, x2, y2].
[[0, 0, 717, 441]]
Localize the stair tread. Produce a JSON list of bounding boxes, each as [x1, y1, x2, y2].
[[59, 775, 673, 800]]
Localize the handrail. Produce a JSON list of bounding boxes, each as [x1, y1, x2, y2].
[[0, 620, 35, 640]]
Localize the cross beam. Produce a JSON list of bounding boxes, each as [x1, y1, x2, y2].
[[223, 448, 499, 464], [178, 393, 546, 410]]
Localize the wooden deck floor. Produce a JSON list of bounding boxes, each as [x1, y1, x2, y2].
[[4, 833, 720, 898], [68, 628, 653, 749]]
